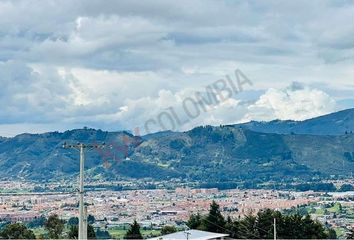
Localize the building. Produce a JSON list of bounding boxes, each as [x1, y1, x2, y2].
[[149, 229, 229, 240]]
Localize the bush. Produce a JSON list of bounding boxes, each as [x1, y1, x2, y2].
[[0, 223, 36, 239]]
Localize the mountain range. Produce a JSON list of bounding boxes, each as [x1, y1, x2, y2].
[[235, 108, 354, 135], [0, 109, 354, 186]]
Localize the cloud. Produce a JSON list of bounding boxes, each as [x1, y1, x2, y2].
[[0, 0, 353, 136], [0, 61, 76, 124], [2, 0, 354, 71], [242, 82, 337, 122], [78, 82, 337, 134]]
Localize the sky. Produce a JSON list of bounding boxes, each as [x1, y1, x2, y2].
[[0, 0, 354, 137]]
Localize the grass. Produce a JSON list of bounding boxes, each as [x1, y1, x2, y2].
[[315, 208, 325, 215], [328, 203, 342, 214], [108, 228, 161, 239], [30, 225, 161, 239], [32, 227, 46, 238], [335, 228, 346, 238], [108, 229, 126, 239]]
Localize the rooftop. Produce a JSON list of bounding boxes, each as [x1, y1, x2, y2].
[[149, 229, 229, 240]]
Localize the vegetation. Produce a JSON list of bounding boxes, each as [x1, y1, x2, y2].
[[68, 225, 78, 239], [95, 228, 112, 239], [68, 224, 96, 239], [27, 216, 46, 228], [88, 214, 96, 224], [202, 201, 226, 233], [67, 216, 79, 225], [0, 223, 36, 239], [108, 227, 160, 239], [339, 184, 354, 191], [292, 183, 337, 192], [161, 225, 177, 235], [44, 214, 65, 239], [124, 220, 143, 239], [1, 119, 354, 185], [187, 212, 202, 229], [187, 201, 336, 239]]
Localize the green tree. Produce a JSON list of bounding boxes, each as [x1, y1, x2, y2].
[[239, 215, 258, 239], [67, 217, 79, 226], [161, 225, 177, 235], [96, 228, 112, 239], [225, 216, 241, 239], [45, 214, 65, 239], [255, 209, 275, 239], [187, 213, 202, 229], [124, 220, 143, 239], [88, 215, 96, 224], [0, 223, 36, 239], [203, 201, 226, 233], [87, 225, 96, 239], [186, 207, 335, 239], [238, 209, 332, 239], [326, 228, 337, 239], [339, 184, 354, 192], [282, 213, 303, 238], [68, 225, 78, 239], [302, 214, 328, 239], [27, 216, 46, 228], [68, 224, 96, 239]]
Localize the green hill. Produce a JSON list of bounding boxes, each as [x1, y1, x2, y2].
[[0, 110, 354, 185]]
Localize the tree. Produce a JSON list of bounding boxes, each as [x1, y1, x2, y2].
[[67, 217, 79, 226], [203, 200, 226, 233], [161, 225, 177, 235], [255, 209, 275, 239], [124, 220, 143, 239], [282, 213, 303, 238], [327, 228, 337, 239], [87, 224, 96, 239], [239, 215, 258, 239], [187, 213, 202, 229], [187, 204, 335, 239], [27, 216, 46, 228], [68, 224, 96, 239], [68, 225, 78, 239], [339, 184, 354, 191], [0, 223, 36, 239], [302, 214, 328, 239], [96, 228, 111, 239], [88, 215, 96, 224], [45, 214, 65, 239], [225, 216, 241, 239]]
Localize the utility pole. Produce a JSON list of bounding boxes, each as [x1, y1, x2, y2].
[[63, 142, 107, 240], [274, 218, 277, 240], [83, 206, 88, 239]]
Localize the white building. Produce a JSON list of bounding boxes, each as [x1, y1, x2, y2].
[[149, 229, 229, 240]]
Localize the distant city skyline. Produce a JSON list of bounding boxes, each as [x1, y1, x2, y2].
[[1, 0, 354, 136]]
